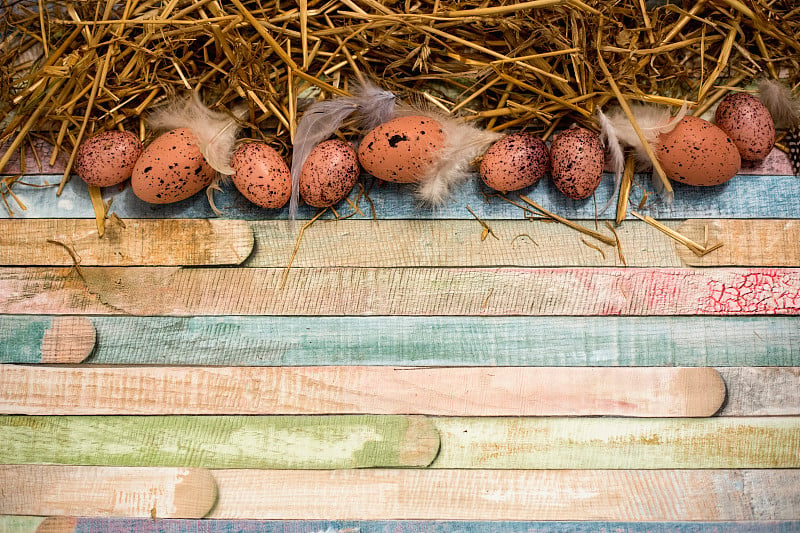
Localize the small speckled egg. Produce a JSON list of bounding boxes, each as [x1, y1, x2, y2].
[[549, 127, 604, 200], [357, 115, 445, 183], [131, 128, 215, 204], [655, 116, 740, 186], [714, 93, 775, 161], [74, 130, 142, 187], [231, 143, 291, 209], [480, 132, 549, 192], [300, 140, 360, 208]]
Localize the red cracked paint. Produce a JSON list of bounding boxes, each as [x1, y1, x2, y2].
[[704, 270, 800, 314]]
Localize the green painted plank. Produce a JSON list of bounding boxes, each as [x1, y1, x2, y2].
[[14, 316, 793, 367], [430, 417, 800, 469], [0, 516, 44, 533], [0, 415, 439, 469]]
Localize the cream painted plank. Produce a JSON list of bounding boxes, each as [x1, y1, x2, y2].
[[0, 366, 724, 417], [0, 465, 216, 518], [718, 367, 800, 416], [208, 469, 800, 520], [1, 267, 798, 316], [677, 220, 800, 267], [0, 219, 253, 266], [431, 417, 800, 469]]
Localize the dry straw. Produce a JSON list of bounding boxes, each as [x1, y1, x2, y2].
[[1, 0, 799, 214]]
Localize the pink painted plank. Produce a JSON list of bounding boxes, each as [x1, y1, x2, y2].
[[0, 267, 797, 316]]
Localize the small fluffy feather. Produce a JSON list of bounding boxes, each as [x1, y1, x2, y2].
[[758, 79, 800, 129], [414, 110, 501, 206], [596, 107, 625, 214], [289, 79, 397, 220], [147, 92, 245, 175], [602, 103, 687, 166]]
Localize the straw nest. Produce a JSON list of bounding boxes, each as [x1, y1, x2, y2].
[[1, 0, 799, 201]]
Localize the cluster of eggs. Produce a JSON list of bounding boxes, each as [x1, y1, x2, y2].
[[75, 92, 776, 208]]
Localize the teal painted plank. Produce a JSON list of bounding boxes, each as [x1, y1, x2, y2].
[[0, 516, 44, 533], [0, 317, 48, 364], [46, 315, 800, 366], [4, 172, 799, 220], [0, 415, 438, 469], [62, 520, 800, 532]]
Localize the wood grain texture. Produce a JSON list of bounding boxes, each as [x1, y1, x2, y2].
[[61, 315, 799, 367], [1, 316, 94, 364], [34, 518, 77, 533], [2, 267, 798, 316], [430, 417, 800, 469], [0, 465, 216, 518], [0, 415, 440, 469], [0, 219, 253, 266], [245, 219, 800, 268], [208, 469, 800, 520], [676, 220, 800, 267], [718, 367, 800, 416], [53, 519, 800, 533], [0, 366, 725, 417], [0, 516, 45, 533], [5, 173, 800, 221]]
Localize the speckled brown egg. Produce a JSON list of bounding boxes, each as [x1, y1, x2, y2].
[[549, 127, 604, 200], [357, 115, 445, 183], [131, 128, 215, 204], [480, 132, 549, 192], [74, 130, 142, 187], [655, 116, 741, 186], [231, 143, 291, 209], [300, 140, 360, 208], [714, 93, 775, 161]]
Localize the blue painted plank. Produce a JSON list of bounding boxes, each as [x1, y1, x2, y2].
[[68, 519, 800, 532], [7, 315, 790, 366], [4, 172, 799, 220]]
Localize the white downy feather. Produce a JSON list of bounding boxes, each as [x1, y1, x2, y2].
[[415, 113, 502, 207], [596, 107, 625, 214], [758, 79, 800, 129], [289, 79, 397, 220], [601, 103, 687, 166]]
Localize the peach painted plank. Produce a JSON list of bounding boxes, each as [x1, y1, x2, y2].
[[208, 469, 800, 520], [0, 465, 216, 518], [0, 366, 725, 417], [676, 220, 800, 267], [0, 219, 253, 266], [0, 267, 797, 316]]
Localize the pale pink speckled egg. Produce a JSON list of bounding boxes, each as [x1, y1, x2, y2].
[[714, 93, 775, 161], [480, 132, 549, 192], [231, 143, 291, 209], [300, 140, 360, 208], [74, 130, 142, 187], [131, 128, 215, 204], [549, 127, 604, 200], [357, 115, 445, 183], [656, 116, 741, 186]]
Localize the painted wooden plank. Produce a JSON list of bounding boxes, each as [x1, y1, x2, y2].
[[718, 367, 800, 416], [1, 316, 94, 364], [19, 518, 800, 533], [32, 517, 76, 533], [244, 219, 800, 268], [0, 516, 45, 533], [430, 417, 800, 469], [676, 219, 800, 267], [5, 173, 800, 221], [1, 267, 798, 316], [0, 219, 253, 266], [0, 415, 439, 469], [208, 469, 800, 520], [0, 366, 725, 417], [0, 465, 216, 518]]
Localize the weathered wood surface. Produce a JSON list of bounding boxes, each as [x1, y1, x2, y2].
[[7, 315, 797, 367], [10, 518, 799, 533], [0, 465, 216, 518], [208, 469, 800, 520], [0, 366, 725, 417], [717, 367, 800, 416], [5, 173, 800, 221], [1, 316, 94, 364], [0, 219, 253, 266], [2, 267, 798, 316], [430, 417, 800, 469], [0, 415, 439, 469], [242, 219, 800, 268]]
